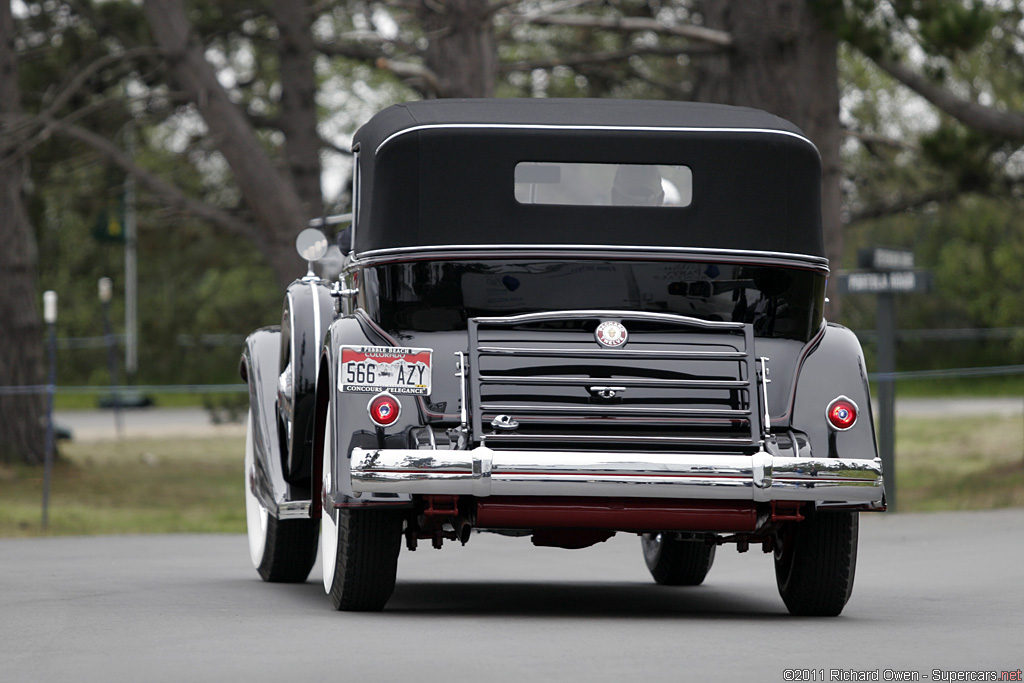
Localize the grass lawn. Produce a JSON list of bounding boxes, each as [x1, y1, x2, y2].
[[895, 414, 1024, 510], [2, 413, 1022, 537], [0, 436, 245, 537]]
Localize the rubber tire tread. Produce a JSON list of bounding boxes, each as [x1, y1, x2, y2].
[[775, 510, 858, 617], [643, 534, 716, 586], [328, 508, 404, 612], [257, 516, 319, 583]]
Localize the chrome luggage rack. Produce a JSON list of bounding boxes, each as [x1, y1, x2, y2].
[[464, 310, 768, 452]]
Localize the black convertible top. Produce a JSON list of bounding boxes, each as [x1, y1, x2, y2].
[[351, 98, 824, 259], [353, 98, 809, 150]]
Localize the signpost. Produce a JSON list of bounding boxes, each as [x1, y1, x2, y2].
[[836, 247, 931, 512], [839, 270, 930, 295], [99, 277, 123, 438]]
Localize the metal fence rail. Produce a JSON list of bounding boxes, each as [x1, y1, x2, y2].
[[0, 383, 248, 396], [868, 364, 1024, 382]]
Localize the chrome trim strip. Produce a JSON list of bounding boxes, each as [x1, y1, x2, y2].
[[818, 499, 887, 512], [375, 123, 818, 157], [277, 500, 311, 520], [350, 150, 360, 257], [350, 448, 884, 503], [475, 309, 746, 330], [478, 375, 748, 388], [479, 404, 752, 418], [478, 346, 747, 360], [352, 244, 829, 270], [480, 433, 754, 445], [488, 347, 746, 362], [309, 280, 322, 356]]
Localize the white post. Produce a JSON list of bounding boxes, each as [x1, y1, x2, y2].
[[43, 290, 58, 326], [99, 277, 122, 438], [124, 124, 138, 380], [42, 291, 58, 530]]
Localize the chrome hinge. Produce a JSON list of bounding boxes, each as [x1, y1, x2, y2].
[[330, 282, 359, 298]]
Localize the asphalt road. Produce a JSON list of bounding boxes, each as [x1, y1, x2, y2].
[[2, 510, 1022, 683]]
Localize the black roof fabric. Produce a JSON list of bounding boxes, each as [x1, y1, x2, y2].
[[353, 99, 809, 152], [352, 99, 824, 259]]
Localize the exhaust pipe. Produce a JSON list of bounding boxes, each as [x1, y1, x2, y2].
[[455, 518, 473, 545]]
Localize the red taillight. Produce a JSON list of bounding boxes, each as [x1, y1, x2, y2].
[[367, 392, 401, 427], [826, 396, 858, 431]]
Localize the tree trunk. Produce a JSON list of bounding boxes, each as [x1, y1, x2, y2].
[[418, 0, 497, 98], [143, 0, 310, 287], [693, 0, 844, 311], [0, 2, 47, 465], [271, 0, 324, 217]]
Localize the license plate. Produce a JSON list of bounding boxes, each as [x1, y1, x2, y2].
[[339, 346, 432, 395]]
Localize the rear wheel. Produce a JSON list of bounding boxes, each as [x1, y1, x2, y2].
[[641, 533, 716, 586], [320, 400, 403, 611], [323, 507, 404, 611], [774, 510, 859, 616], [244, 409, 318, 582]]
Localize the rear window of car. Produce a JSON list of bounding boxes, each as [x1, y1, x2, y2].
[[514, 162, 693, 208], [371, 259, 824, 341]]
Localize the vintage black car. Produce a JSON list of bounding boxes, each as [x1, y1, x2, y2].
[[240, 98, 885, 616]]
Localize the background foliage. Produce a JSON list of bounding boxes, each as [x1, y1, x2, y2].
[[6, 0, 1024, 389]]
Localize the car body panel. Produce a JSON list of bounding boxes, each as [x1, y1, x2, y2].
[[244, 98, 883, 530]]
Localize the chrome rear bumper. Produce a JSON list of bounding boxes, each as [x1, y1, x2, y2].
[[350, 447, 884, 506]]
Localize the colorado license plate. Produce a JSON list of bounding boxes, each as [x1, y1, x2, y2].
[[339, 346, 432, 395]]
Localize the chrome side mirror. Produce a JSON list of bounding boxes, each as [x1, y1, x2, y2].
[[296, 228, 328, 276]]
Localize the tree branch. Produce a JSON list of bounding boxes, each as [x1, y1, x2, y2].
[[1, 47, 161, 166], [38, 47, 162, 122], [499, 43, 718, 73], [333, 30, 422, 56], [51, 118, 258, 241], [319, 135, 353, 157], [499, 0, 600, 29], [525, 14, 733, 47], [375, 57, 443, 97], [315, 40, 390, 63], [874, 59, 1024, 140], [624, 64, 692, 99], [841, 128, 918, 151], [845, 187, 960, 225]]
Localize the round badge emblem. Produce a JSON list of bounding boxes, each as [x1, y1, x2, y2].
[[595, 320, 628, 348]]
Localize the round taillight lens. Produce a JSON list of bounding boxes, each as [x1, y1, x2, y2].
[[367, 393, 401, 428], [826, 397, 858, 431]]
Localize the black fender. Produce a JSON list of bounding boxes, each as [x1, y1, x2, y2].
[[791, 323, 878, 461], [313, 314, 415, 513], [239, 326, 298, 514], [278, 278, 335, 485]]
